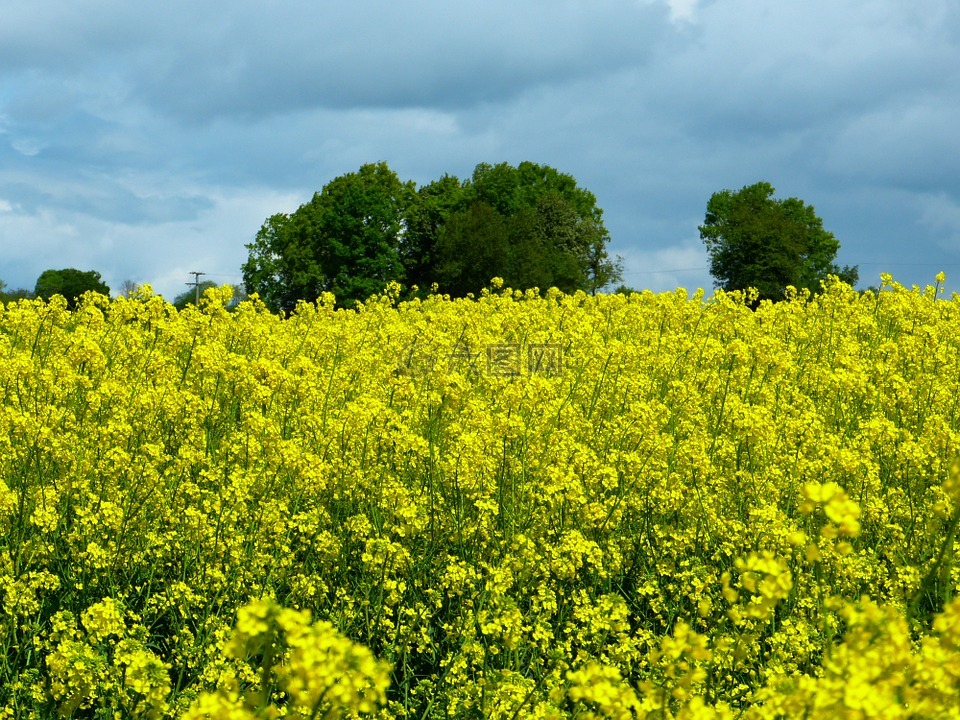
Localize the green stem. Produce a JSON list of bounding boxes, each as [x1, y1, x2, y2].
[[908, 505, 960, 620]]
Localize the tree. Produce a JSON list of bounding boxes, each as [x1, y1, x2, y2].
[[243, 163, 415, 311], [700, 182, 858, 302], [118, 279, 140, 297], [34, 269, 110, 309], [417, 161, 622, 296]]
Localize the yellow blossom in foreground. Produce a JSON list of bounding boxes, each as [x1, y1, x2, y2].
[[184, 598, 390, 719]]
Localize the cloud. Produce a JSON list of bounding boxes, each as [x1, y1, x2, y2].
[[0, 162, 213, 225], [157, 3, 666, 120], [640, 0, 960, 144], [11, 138, 45, 156], [822, 98, 960, 191], [0, 1, 149, 70], [666, 0, 699, 23]]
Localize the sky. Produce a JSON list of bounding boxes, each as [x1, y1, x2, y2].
[[2, 0, 959, 301]]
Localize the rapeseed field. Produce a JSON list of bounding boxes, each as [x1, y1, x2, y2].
[[2, 275, 960, 718]]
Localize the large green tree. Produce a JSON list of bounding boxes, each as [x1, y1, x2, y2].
[[243, 162, 415, 310], [699, 182, 858, 302], [425, 161, 622, 296], [34, 269, 110, 309]]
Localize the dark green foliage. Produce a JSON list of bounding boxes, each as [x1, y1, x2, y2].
[[33, 268, 110, 309], [700, 181, 859, 302], [432, 202, 511, 296], [401, 174, 466, 292], [453, 162, 622, 295]]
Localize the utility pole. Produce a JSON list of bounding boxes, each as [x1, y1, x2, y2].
[[187, 271, 206, 304]]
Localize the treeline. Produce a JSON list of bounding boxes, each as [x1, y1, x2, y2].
[[242, 161, 623, 311], [0, 271, 209, 310], [3, 176, 863, 315]]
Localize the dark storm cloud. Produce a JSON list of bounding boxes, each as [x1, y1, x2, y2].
[[2, 0, 668, 120], [134, 1, 667, 120]]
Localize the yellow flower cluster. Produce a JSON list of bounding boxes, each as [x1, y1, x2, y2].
[[2, 276, 960, 717], [43, 598, 170, 718], [752, 596, 960, 718], [722, 551, 793, 623], [183, 598, 390, 719]]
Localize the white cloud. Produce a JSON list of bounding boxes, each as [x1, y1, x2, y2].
[[666, 0, 698, 23], [11, 138, 45, 156]]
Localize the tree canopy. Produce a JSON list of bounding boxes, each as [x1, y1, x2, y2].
[[243, 161, 622, 311], [33, 268, 110, 309], [699, 182, 858, 302]]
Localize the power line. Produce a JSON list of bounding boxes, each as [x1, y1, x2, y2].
[[855, 262, 960, 267], [622, 262, 960, 277], [622, 267, 709, 276]]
